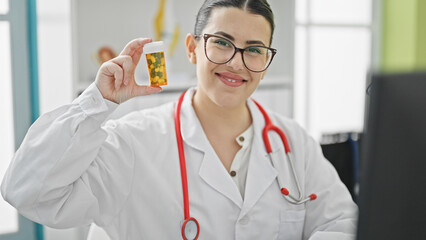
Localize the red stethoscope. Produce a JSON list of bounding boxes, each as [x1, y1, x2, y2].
[[174, 91, 317, 240]]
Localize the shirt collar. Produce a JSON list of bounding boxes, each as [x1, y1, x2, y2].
[[235, 125, 254, 148]]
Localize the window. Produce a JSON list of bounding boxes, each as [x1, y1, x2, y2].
[[1, 0, 39, 239], [0, 19, 18, 236], [0, 0, 9, 14], [294, 0, 373, 140]]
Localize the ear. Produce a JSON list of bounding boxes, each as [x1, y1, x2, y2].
[[185, 33, 197, 64]]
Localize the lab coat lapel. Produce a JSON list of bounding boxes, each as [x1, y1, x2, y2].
[[240, 100, 278, 217], [179, 88, 206, 153], [198, 148, 243, 208], [179, 88, 243, 208]]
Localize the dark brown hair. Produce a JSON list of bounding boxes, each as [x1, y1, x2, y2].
[[194, 0, 275, 45]]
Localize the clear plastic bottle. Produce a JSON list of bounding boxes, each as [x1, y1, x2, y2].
[[142, 41, 168, 87]]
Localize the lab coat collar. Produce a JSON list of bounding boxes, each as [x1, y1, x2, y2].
[[179, 87, 209, 152]]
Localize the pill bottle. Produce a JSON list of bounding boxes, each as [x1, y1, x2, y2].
[[142, 41, 168, 87]]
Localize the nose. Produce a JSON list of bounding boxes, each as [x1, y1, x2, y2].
[[226, 50, 245, 71]]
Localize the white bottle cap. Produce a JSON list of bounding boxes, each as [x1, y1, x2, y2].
[[143, 41, 165, 54]]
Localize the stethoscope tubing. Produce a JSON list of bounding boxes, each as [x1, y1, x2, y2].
[[175, 91, 200, 240], [252, 98, 317, 204], [174, 91, 191, 220]]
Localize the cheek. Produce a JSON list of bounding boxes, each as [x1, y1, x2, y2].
[[250, 72, 264, 83], [194, 42, 205, 60], [196, 49, 216, 72]]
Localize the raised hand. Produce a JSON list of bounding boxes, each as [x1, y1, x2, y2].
[[95, 38, 163, 103]]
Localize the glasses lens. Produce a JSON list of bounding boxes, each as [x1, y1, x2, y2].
[[205, 36, 235, 64], [243, 46, 273, 72]]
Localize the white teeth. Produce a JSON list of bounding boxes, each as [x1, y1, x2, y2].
[[224, 77, 237, 83]]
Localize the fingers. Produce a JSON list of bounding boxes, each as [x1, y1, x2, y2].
[[111, 55, 133, 86], [101, 54, 133, 90], [119, 38, 152, 65], [102, 61, 123, 90]]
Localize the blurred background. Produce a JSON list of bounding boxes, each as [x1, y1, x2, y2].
[[1, 0, 425, 239]]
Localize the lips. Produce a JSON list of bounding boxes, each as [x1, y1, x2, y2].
[[216, 72, 247, 87]]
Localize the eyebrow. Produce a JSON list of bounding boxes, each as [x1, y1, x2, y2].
[[214, 31, 266, 46]]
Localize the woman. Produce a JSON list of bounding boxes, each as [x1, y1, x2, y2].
[[1, 0, 358, 239]]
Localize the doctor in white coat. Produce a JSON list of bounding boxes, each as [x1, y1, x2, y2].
[[1, 0, 358, 239]]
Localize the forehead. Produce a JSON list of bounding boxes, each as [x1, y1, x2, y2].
[[203, 7, 271, 45]]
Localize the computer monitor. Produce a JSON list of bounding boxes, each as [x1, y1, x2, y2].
[[357, 72, 426, 240]]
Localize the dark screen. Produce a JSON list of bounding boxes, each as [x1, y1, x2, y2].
[[357, 72, 426, 240]]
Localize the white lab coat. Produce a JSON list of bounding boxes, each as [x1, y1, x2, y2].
[[1, 84, 358, 240]]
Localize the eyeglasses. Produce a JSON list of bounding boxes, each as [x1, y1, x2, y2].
[[198, 33, 277, 72]]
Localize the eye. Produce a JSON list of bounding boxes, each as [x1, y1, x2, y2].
[[246, 47, 262, 54], [214, 39, 231, 47]]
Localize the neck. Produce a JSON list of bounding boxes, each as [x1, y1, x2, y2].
[[192, 90, 252, 134]]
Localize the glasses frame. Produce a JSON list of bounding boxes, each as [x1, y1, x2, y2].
[[199, 33, 277, 73]]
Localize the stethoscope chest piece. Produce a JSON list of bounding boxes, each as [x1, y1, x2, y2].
[[181, 217, 200, 240]]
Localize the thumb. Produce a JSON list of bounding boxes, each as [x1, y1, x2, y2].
[[132, 86, 163, 97]]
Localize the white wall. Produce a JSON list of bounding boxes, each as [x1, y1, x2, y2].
[[72, 0, 294, 108]]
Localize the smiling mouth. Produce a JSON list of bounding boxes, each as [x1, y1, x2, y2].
[[216, 73, 247, 82], [216, 73, 247, 87]]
